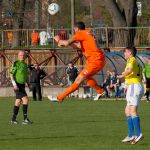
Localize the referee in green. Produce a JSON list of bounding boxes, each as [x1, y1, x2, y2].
[[143, 58, 150, 102], [10, 50, 31, 124]]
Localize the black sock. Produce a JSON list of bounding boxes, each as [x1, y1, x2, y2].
[[22, 104, 28, 120], [12, 106, 19, 121], [146, 91, 149, 100]]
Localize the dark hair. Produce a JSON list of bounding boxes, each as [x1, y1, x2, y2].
[[74, 21, 85, 30], [125, 46, 137, 57]]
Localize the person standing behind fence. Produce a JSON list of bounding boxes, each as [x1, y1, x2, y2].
[[10, 50, 32, 125], [118, 46, 144, 144], [58, 26, 67, 40], [7, 31, 13, 47], [39, 31, 47, 45], [66, 62, 78, 85], [29, 64, 46, 101], [31, 30, 39, 46], [143, 58, 150, 102]]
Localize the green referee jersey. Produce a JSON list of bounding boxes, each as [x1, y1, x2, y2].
[[143, 64, 150, 78], [10, 60, 28, 84]]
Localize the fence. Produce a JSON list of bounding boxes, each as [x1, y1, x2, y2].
[[0, 50, 149, 87], [0, 27, 150, 49]]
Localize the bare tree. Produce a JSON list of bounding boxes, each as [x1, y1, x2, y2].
[[104, 0, 138, 47], [35, 0, 41, 29], [12, 0, 26, 47]]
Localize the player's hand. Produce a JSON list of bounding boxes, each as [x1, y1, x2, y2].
[[124, 88, 127, 95], [13, 85, 19, 91], [117, 75, 123, 79], [58, 42, 63, 47], [53, 35, 60, 43]]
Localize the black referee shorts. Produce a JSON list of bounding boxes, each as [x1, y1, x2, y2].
[[146, 78, 150, 89], [15, 83, 27, 99]]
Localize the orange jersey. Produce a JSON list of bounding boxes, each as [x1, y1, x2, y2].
[[73, 29, 105, 62], [7, 31, 13, 43], [31, 32, 39, 43]]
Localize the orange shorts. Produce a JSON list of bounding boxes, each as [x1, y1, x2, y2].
[[80, 58, 105, 78]]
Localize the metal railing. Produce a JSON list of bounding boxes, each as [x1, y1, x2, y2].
[[0, 27, 150, 49]]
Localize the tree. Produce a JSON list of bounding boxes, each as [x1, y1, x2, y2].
[[104, 0, 138, 47], [12, 0, 26, 47]]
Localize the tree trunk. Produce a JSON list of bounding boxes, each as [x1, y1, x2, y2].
[[35, 0, 40, 29], [12, 0, 26, 48], [104, 0, 138, 47]]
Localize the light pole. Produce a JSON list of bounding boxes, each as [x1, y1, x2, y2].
[[71, 0, 75, 35], [90, 0, 93, 26]]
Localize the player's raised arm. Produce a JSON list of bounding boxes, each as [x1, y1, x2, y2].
[[54, 35, 81, 49]]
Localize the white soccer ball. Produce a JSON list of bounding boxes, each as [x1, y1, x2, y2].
[[48, 3, 60, 15]]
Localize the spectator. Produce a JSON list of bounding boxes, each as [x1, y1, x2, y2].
[[10, 50, 31, 124], [110, 70, 121, 98], [101, 34, 106, 44], [58, 25, 67, 40], [31, 30, 39, 46], [66, 62, 78, 85], [143, 57, 150, 102], [102, 71, 111, 97], [7, 31, 13, 47], [29, 64, 46, 101], [39, 31, 47, 45]]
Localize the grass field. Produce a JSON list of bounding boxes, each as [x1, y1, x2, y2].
[[0, 97, 149, 150]]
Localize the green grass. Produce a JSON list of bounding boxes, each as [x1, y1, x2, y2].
[[0, 97, 149, 150]]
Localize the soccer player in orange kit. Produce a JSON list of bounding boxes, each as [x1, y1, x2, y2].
[[48, 21, 105, 102]]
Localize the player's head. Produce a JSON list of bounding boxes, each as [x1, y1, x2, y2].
[[18, 50, 25, 61], [68, 62, 73, 68], [34, 63, 39, 69], [74, 21, 85, 32], [124, 46, 137, 59]]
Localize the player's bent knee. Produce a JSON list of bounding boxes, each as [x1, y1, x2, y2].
[[75, 75, 85, 84]]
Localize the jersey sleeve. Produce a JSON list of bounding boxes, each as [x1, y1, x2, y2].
[[127, 58, 134, 69], [10, 62, 17, 75], [73, 32, 85, 41]]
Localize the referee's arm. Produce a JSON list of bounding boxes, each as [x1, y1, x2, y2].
[[10, 73, 18, 90]]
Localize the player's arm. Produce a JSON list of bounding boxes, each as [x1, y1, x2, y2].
[[118, 67, 133, 79], [10, 73, 18, 90], [10, 63, 18, 90], [54, 35, 81, 48]]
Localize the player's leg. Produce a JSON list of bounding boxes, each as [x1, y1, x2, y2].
[[130, 84, 144, 144], [37, 84, 42, 100], [145, 78, 150, 101], [11, 99, 21, 124], [32, 83, 37, 101], [124, 84, 144, 144], [86, 77, 103, 94], [122, 85, 135, 142], [57, 74, 85, 101], [122, 105, 134, 143], [22, 96, 32, 124], [19, 84, 32, 124], [82, 61, 105, 100]]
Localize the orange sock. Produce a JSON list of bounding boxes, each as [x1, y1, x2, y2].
[[86, 78, 103, 94], [57, 83, 80, 101]]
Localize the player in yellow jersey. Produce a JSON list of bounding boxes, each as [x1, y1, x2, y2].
[[118, 47, 144, 144]]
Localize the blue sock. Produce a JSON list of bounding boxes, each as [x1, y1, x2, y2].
[[127, 116, 134, 137], [132, 116, 141, 136]]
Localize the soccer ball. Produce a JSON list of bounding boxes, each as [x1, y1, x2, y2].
[[48, 3, 60, 15]]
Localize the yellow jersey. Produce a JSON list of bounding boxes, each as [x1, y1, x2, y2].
[[125, 57, 142, 85]]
